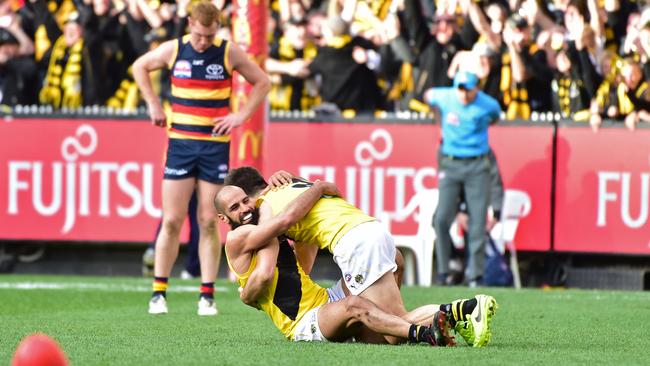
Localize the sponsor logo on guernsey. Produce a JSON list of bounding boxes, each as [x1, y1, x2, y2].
[[192, 59, 204, 66], [205, 64, 224, 80], [173, 60, 192, 78]]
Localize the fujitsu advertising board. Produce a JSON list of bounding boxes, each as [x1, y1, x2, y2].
[[554, 126, 650, 254], [262, 121, 553, 251], [0, 119, 166, 241]]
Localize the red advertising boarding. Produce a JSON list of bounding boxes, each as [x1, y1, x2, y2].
[[263, 122, 439, 236], [263, 121, 553, 251], [555, 126, 650, 254], [0, 119, 166, 241], [490, 124, 554, 251]]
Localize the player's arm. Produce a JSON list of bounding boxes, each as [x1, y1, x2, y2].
[[240, 181, 341, 253], [240, 181, 342, 303], [212, 44, 271, 135], [132, 40, 176, 127], [239, 239, 279, 307], [224, 226, 277, 308]]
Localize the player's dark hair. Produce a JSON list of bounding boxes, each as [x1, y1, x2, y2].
[[225, 167, 268, 196]]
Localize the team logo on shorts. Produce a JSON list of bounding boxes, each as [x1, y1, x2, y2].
[[311, 324, 317, 334], [344, 273, 352, 283], [355, 274, 365, 285], [173, 60, 191, 78]]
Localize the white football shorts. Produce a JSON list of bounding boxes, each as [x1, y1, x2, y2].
[[332, 220, 397, 296]]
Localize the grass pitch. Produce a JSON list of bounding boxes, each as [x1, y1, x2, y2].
[[1, 275, 648, 365]]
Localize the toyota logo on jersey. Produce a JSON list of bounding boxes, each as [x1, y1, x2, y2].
[[206, 64, 224, 80]]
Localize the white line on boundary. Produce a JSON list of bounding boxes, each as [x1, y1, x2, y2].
[[0, 282, 229, 293]]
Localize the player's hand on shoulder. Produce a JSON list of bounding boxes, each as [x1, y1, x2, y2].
[[268, 170, 293, 187], [315, 180, 341, 197]]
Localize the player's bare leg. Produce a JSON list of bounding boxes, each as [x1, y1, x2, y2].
[[154, 178, 196, 278], [394, 249, 405, 289], [318, 296, 453, 346], [195, 180, 222, 315], [149, 178, 195, 314], [356, 272, 408, 344]]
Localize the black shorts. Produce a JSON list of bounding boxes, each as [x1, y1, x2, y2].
[[163, 138, 229, 184]]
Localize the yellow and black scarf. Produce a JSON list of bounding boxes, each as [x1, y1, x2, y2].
[[34, 0, 77, 61], [39, 35, 84, 109], [106, 66, 140, 111], [500, 44, 539, 120]]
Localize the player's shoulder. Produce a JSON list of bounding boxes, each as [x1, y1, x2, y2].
[[226, 225, 255, 249], [147, 38, 177, 58]]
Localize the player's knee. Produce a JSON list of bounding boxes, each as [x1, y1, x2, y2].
[[344, 296, 371, 318], [161, 216, 184, 234], [197, 216, 218, 234]]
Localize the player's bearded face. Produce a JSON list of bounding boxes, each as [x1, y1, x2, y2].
[[227, 208, 260, 229]]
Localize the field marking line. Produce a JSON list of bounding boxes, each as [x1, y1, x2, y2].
[[0, 281, 229, 293]]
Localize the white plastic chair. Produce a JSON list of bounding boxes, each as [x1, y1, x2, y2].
[[379, 189, 438, 286], [489, 189, 531, 289]]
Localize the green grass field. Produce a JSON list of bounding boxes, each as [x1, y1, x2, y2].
[[1, 275, 648, 365]]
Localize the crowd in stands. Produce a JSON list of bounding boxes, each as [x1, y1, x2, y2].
[[2, 0, 650, 128]]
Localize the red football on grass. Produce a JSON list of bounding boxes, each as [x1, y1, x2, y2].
[[11, 333, 69, 366]]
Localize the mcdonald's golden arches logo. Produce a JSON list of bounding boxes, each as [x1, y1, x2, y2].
[[238, 129, 263, 160]]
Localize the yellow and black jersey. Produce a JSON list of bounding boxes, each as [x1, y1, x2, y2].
[[551, 76, 590, 120], [501, 44, 546, 120], [227, 238, 329, 339], [167, 35, 232, 142], [259, 178, 375, 253], [269, 36, 319, 111]]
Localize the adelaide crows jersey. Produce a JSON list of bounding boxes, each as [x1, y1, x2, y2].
[[167, 35, 232, 142]]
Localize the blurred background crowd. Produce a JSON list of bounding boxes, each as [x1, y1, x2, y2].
[[2, 0, 650, 127]]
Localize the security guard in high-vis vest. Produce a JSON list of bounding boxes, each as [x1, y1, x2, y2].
[[132, 0, 270, 317]]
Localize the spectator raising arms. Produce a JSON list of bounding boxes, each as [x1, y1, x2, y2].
[[308, 16, 383, 115]]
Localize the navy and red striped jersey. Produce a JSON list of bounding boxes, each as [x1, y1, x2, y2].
[[167, 35, 232, 142]]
